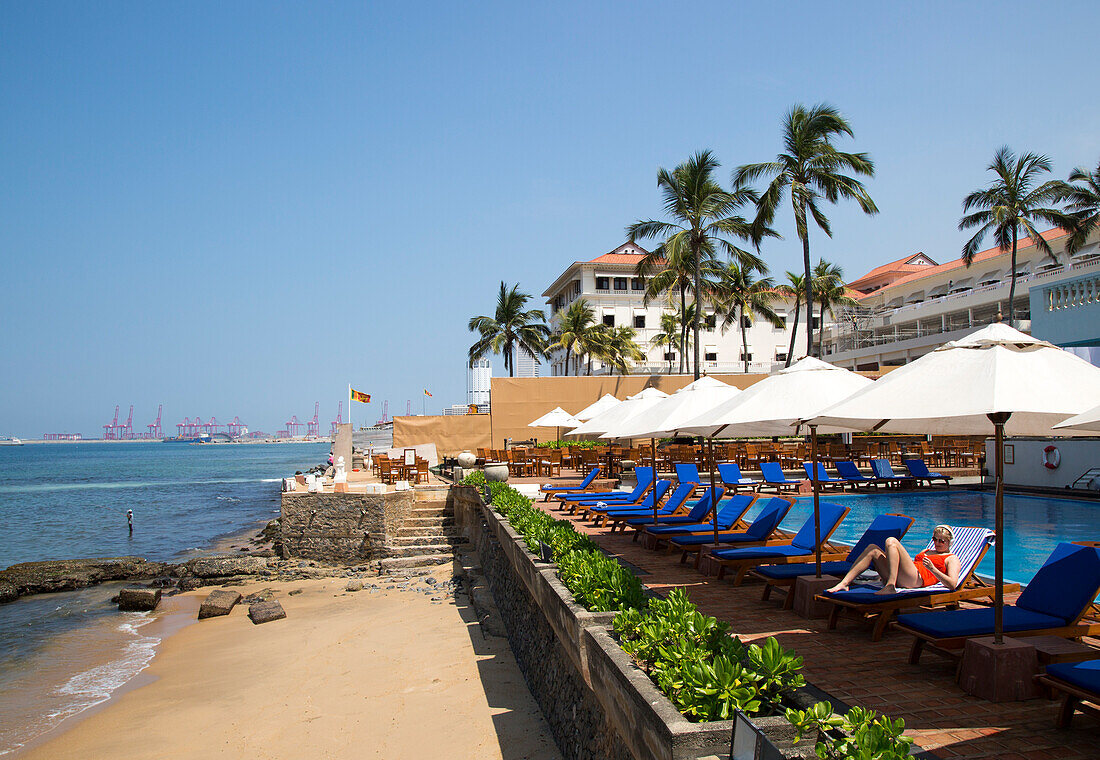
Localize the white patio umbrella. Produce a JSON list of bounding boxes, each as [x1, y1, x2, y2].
[[675, 357, 874, 566], [566, 387, 668, 437], [599, 377, 741, 527], [527, 407, 583, 443], [574, 393, 621, 422], [1053, 402, 1100, 433], [811, 323, 1100, 643]]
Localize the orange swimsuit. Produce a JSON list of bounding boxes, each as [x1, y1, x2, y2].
[[913, 550, 953, 587]]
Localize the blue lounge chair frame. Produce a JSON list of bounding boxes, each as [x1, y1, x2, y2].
[[717, 462, 761, 491], [816, 526, 1011, 640], [1039, 659, 1100, 728], [869, 458, 916, 488], [759, 462, 801, 494], [708, 502, 851, 584], [637, 492, 755, 548], [902, 458, 953, 487], [669, 496, 794, 567], [576, 479, 671, 520], [750, 513, 914, 609], [540, 466, 600, 500], [834, 460, 879, 490], [596, 481, 693, 529], [621, 486, 727, 536], [801, 461, 848, 491], [554, 467, 653, 513], [896, 541, 1100, 664]]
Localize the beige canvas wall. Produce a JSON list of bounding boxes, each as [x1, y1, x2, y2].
[[392, 414, 492, 456]]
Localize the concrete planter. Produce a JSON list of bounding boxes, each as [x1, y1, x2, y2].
[[457, 450, 477, 468], [484, 463, 510, 482]]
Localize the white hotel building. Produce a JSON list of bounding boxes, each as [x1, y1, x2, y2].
[[541, 242, 810, 376]]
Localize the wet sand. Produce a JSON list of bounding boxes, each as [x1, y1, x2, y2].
[[18, 569, 559, 760]]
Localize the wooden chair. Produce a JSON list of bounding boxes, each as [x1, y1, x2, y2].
[[415, 458, 430, 484], [539, 449, 562, 477], [378, 459, 397, 485]]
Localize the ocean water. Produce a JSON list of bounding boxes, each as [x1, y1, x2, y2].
[[0, 441, 327, 756]]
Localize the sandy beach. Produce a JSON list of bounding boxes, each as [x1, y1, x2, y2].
[[18, 569, 559, 760]]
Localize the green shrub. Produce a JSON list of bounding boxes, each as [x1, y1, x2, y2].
[[786, 703, 913, 760]]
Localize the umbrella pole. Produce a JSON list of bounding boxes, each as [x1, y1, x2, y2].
[[709, 436, 719, 548], [651, 438, 658, 526], [989, 412, 1010, 645], [810, 425, 822, 577]]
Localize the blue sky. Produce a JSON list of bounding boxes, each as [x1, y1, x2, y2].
[[2, 2, 1097, 437]]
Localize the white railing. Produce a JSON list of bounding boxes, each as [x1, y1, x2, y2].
[[1044, 273, 1100, 311]]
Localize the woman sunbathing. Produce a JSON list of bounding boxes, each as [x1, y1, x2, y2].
[[826, 524, 960, 595]]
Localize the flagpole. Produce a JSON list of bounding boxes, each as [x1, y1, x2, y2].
[[348, 384, 352, 430]]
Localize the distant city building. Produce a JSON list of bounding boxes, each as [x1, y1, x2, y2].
[[542, 242, 807, 376], [467, 357, 492, 406], [822, 226, 1100, 370], [515, 346, 541, 377], [442, 405, 467, 416]]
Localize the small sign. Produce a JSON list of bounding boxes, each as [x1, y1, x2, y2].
[[1003, 444, 1014, 465]]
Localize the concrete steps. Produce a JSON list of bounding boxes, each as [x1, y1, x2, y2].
[[403, 516, 455, 529], [395, 525, 463, 538], [389, 534, 468, 547], [378, 553, 453, 573], [383, 543, 460, 558]]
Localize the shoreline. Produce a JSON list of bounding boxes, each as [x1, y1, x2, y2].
[[12, 571, 559, 760]]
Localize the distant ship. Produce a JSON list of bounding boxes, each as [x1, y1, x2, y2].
[[161, 434, 212, 444], [0, 437, 23, 446]]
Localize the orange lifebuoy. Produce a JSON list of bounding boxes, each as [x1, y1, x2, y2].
[[1042, 445, 1060, 470]]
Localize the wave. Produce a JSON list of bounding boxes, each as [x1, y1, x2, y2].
[[0, 477, 276, 494]]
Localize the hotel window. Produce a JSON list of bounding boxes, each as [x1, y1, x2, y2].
[[704, 314, 717, 329], [613, 277, 628, 290], [740, 351, 753, 362], [596, 277, 609, 290], [812, 316, 821, 329], [705, 349, 718, 362], [775, 350, 788, 362], [634, 315, 646, 328], [741, 315, 752, 329], [603, 314, 615, 326], [664, 352, 677, 361], [774, 314, 787, 329], [573, 281, 581, 295], [631, 277, 646, 291]]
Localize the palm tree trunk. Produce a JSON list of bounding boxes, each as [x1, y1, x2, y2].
[[1007, 226, 1018, 326], [740, 307, 749, 373], [802, 229, 814, 358], [816, 304, 825, 358], [678, 284, 687, 374], [692, 249, 702, 380], [785, 296, 800, 368]]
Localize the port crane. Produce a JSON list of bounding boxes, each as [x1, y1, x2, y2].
[[330, 402, 343, 435], [103, 405, 120, 440], [145, 405, 163, 438], [307, 402, 319, 437]]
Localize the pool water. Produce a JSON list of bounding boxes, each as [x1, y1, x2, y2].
[[732, 489, 1100, 586]]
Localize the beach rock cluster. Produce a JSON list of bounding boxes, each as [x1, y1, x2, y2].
[[0, 557, 175, 604], [118, 587, 162, 611]]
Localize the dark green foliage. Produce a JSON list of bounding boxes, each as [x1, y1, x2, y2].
[[786, 703, 913, 760]]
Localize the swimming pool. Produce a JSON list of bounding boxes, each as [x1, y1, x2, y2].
[[732, 489, 1100, 586]]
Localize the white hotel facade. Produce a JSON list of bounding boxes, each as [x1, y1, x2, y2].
[[541, 228, 1100, 377], [541, 242, 811, 376]]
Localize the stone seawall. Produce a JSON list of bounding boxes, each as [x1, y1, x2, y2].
[[279, 490, 418, 562], [449, 485, 736, 760]]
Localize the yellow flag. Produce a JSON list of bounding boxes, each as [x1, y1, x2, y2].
[[350, 389, 371, 403]]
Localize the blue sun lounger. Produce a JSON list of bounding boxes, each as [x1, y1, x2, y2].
[[709, 501, 851, 584], [674, 462, 702, 486], [578, 479, 671, 520], [540, 466, 600, 500], [597, 481, 693, 529], [750, 513, 914, 608], [802, 462, 848, 490], [817, 526, 1007, 640], [869, 459, 916, 488], [622, 486, 727, 534], [759, 462, 802, 494], [834, 460, 878, 489], [669, 496, 794, 567], [639, 492, 756, 546], [555, 467, 653, 512], [903, 459, 952, 487], [717, 462, 762, 491], [1039, 659, 1100, 728], [897, 541, 1100, 663]]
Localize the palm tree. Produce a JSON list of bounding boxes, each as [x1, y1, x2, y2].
[[714, 264, 783, 373], [549, 299, 603, 375], [812, 259, 857, 358], [736, 104, 877, 357], [960, 147, 1077, 325], [1062, 159, 1100, 254], [777, 271, 805, 368], [468, 282, 549, 377], [602, 326, 647, 375], [629, 150, 771, 379], [650, 312, 681, 374]]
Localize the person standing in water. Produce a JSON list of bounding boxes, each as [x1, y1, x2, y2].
[[127, 509, 133, 535]]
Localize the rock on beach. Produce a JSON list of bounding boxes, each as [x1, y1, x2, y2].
[[0, 557, 175, 603], [186, 556, 269, 579], [248, 599, 286, 624], [118, 587, 162, 611], [198, 589, 243, 619]]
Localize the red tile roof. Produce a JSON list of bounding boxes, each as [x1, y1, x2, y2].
[[854, 227, 1068, 301], [589, 252, 652, 264], [847, 253, 937, 291]]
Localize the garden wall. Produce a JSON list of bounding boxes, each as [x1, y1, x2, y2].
[[449, 485, 738, 760]]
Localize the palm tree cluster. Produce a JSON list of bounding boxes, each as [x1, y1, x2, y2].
[[548, 299, 646, 376]]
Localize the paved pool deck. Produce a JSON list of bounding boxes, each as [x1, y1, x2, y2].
[[512, 471, 1097, 760]]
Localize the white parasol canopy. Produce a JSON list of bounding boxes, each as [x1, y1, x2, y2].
[[605, 376, 741, 439], [809, 323, 1100, 644], [811, 324, 1100, 436], [574, 394, 621, 422], [1053, 402, 1100, 434], [527, 407, 583, 428], [675, 357, 874, 438], [567, 387, 668, 437]]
